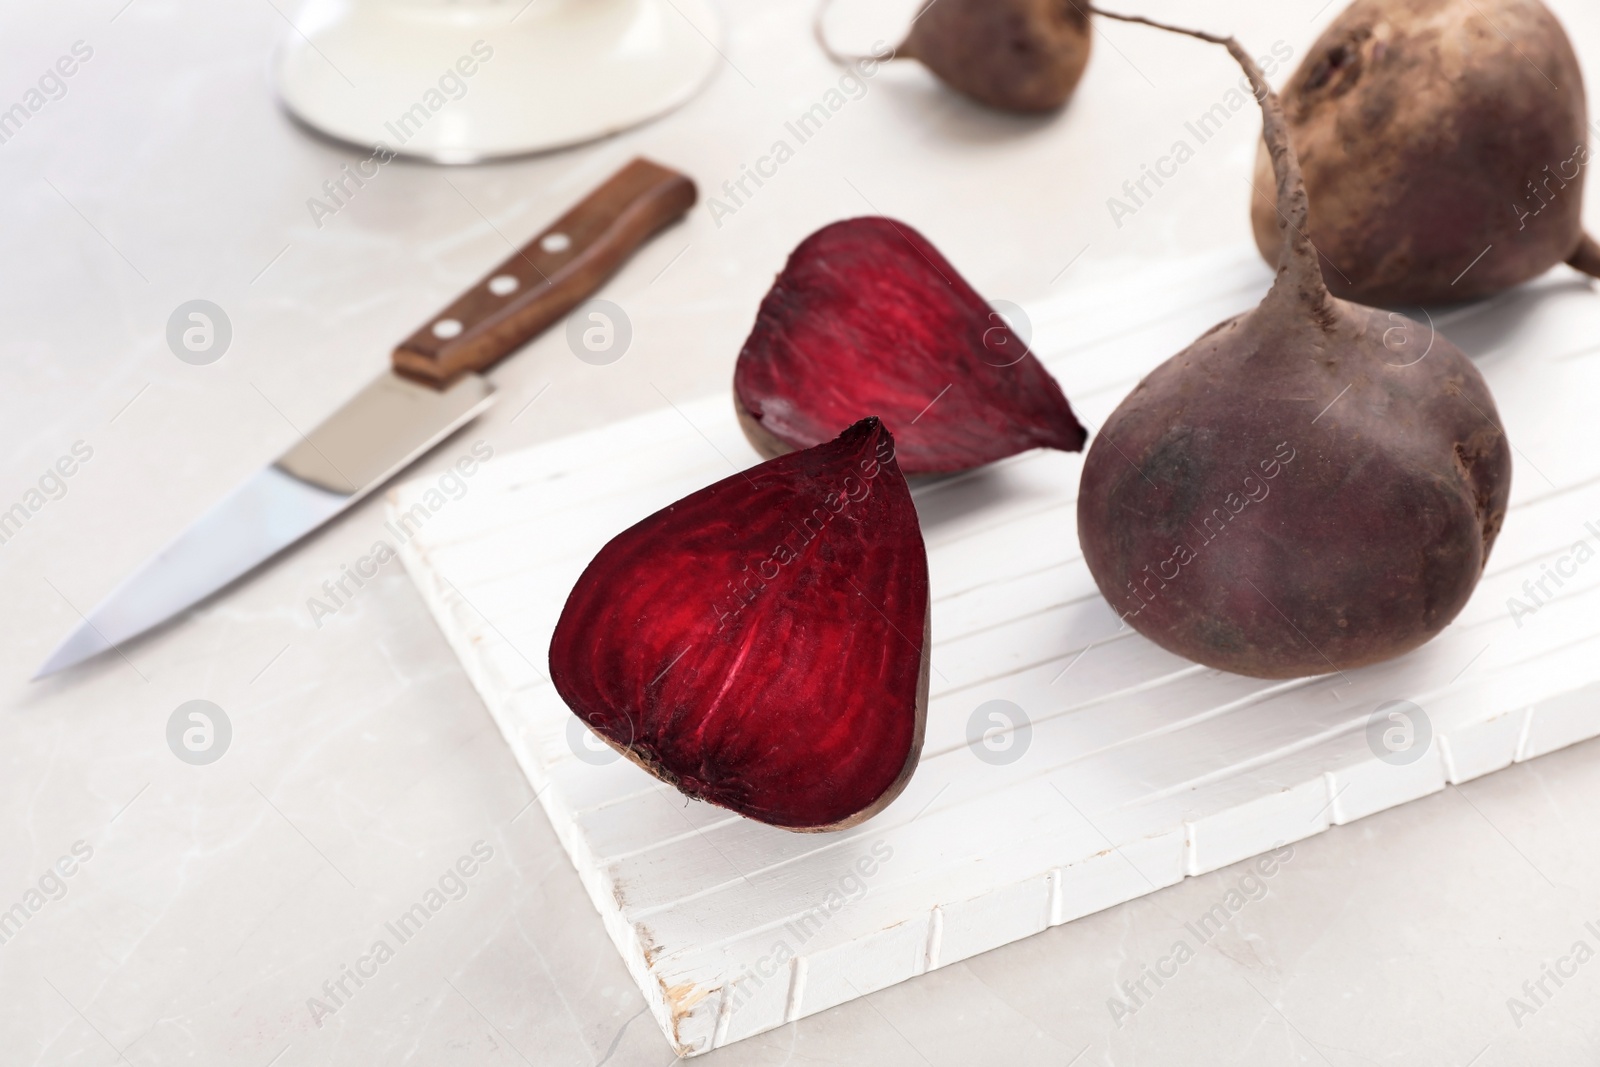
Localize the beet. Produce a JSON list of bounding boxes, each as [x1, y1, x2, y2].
[[734, 217, 1087, 475], [1249, 0, 1600, 304], [1078, 11, 1512, 679], [817, 0, 1092, 113], [902, 0, 1092, 112], [548, 418, 929, 831]]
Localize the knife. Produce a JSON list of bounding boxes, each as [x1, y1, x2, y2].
[[36, 157, 697, 678]]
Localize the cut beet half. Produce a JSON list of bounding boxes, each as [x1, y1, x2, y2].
[[733, 216, 1087, 475], [548, 417, 930, 832]]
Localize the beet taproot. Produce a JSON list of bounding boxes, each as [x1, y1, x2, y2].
[[816, 0, 1092, 113], [1249, 0, 1600, 305], [735, 216, 1086, 475], [1079, 10, 1512, 679], [549, 418, 929, 831]]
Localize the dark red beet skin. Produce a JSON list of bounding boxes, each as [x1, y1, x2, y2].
[[548, 418, 930, 832], [734, 217, 1086, 475], [1079, 12, 1512, 679]]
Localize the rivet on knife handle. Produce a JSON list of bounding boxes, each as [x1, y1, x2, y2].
[[392, 158, 697, 387]]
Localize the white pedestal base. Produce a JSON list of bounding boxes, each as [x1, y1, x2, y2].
[[275, 0, 723, 163]]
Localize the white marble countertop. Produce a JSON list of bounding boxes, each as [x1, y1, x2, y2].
[[6, 1, 1600, 1064]]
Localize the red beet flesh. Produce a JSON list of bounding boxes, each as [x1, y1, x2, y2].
[[734, 217, 1086, 475], [548, 418, 930, 832]]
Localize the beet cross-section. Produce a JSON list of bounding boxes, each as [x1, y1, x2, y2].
[[548, 418, 930, 832], [734, 216, 1086, 475]]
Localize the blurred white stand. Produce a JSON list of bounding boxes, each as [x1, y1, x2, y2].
[[275, 0, 723, 162]]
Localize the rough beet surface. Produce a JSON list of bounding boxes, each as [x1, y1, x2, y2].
[[549, 418, 930, 831], [1250, 0, 1595, 305], [1081, 12, 1512, 678], [734, 217, 1086, 475], [1078, 302, 1510, 677], [902, 0, 1093, 113]]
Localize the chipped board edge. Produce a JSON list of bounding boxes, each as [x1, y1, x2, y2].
[[389, 509, 709, 1056]]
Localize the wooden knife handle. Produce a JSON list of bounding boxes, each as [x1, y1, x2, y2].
[[392, 158, 697, 387]]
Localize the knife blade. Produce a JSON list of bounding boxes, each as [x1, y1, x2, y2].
[[36, 157, 697, 678]]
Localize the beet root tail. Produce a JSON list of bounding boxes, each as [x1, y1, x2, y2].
[[1568, 231, 1600, 280]]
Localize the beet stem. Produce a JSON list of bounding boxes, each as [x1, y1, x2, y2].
[[1088, 7, 1334, 318]]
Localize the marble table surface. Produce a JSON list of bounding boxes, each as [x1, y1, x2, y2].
[[6, 0, 1600, 1064]]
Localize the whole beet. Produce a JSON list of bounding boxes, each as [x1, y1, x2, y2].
[[1250, 0, 1600, 305], [816, 0, 1092, 113], [902, 0, 1092, 112], [1080, 11, 1512, 679]]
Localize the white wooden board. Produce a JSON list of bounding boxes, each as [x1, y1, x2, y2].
[[390, 247, 1600, 1056]]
